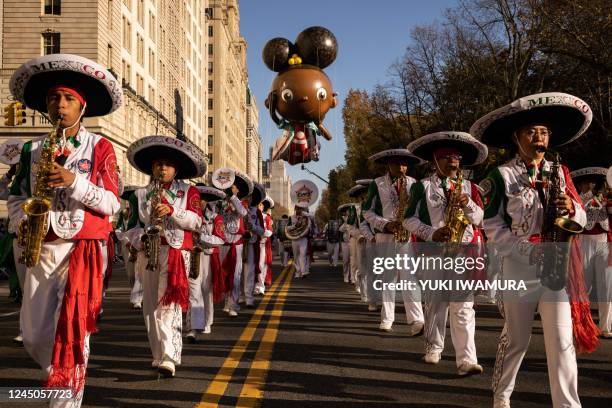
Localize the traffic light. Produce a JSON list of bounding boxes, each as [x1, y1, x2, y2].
[[3, 103, 15, 126], [13, 102, 26, 125]]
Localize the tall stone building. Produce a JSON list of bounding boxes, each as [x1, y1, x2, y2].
[[206, 0, 249, 179], [245, 87, 261, 182], [262, 148, 292, 215], [0, 0, 210, 215]]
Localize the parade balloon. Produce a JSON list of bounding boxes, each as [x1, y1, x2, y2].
[[294, 26, 338, 69], [262, 37, 294, 72]]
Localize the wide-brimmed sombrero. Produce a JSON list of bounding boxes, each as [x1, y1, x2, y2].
[[570, 167, 608, 183], [348, 184, 369, 197], [127, 135, 207, 180], [263, 196, 275, 211], [120, 184, 140, 200], [368, 149, 423, 166], [195, 182, 226, 202], [234, 170, 254, 200], [470, 92, 592, 148], [250, 183, 266, 207], [10, 54, 122, 117], [408, 131, 488, 167], [291, 179, 319, 209], [0, 139, 24, 165], [356, 179, 373, 186], [338, 203, 357, 213]]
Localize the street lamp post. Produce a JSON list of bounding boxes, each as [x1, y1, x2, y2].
[[301, 164, 329, 184]]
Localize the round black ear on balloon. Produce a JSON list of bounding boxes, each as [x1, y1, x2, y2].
[[262, 38, 294, 72], [294, 26, 338, 69]]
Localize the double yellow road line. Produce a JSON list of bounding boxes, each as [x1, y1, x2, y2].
[[197, 263, 294, 407]]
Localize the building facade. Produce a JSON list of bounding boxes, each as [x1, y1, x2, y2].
[[206, 0, 248, 179], [0, 0, 212, 216], [262, 148, 292, 215], [245, 87, 261, 182]]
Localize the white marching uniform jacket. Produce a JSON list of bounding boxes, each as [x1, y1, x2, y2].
[[580, 192, 609, 232], [8, 126, 120, 236], [223, 196, 248, 244], [200, 207, 225, 253], [363, 174, 417, 234]]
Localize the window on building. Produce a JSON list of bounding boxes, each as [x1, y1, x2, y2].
[[205, 7, 213, 19], [208, 98, 213, 110], [107, 0, 113, 29], [137, 0, 144, 26], [44, 0, 61, 15], [149, 13, 156, 39], [208, 117, 213, 128], [208, 153, 213, 164], [208, 44, 213, 56], [208, 80, 213, 93], [208, 135, 213, 146], [208, 26, 213, 37], [137, 34, 144, 65], [148, 49, 155, 77], [42, 32, 60, 54], [208, 62, 213, 74], [107, 44, 113, 68], [125, 63, 131, 85], [123, 18, 131, 51], [136, 73, 144, 95]]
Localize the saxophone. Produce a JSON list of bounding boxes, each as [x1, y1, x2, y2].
[[17, 116, 63, 267], [537, 151, 583, 290], [142, 177, 163, 271], [444, 171, 470, 244], [189, 232, 202, 279], [392, 176, 411, 243]]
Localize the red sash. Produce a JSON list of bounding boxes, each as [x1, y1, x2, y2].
[[160, 247, 189, 311]]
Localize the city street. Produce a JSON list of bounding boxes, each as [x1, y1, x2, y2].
[[1, 252, 611, 407]]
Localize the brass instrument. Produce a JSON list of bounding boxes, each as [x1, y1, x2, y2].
[[285, 214, 311, 240], [537, 151, 583, 291], [17, 116, 63, 267], [444, 171, 470, 247], [142, 176, 164, 271], [127, 244, 138, 263], [393, 176, 411, 243], [189, 233, 202, 279]]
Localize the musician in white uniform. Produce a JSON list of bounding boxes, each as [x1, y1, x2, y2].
[[287, 180, 319, 279], [338, 204, 352, 283], [472, 92, 599, 408]]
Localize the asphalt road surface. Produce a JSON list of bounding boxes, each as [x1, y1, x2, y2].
[[1, 252, 611, 407]]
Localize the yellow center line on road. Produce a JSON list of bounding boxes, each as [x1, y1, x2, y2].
[[196, 262, 293, 407], [236, 268, 293, 407]]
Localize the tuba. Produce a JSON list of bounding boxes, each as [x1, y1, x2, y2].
[[285, 214, 311, 240], [17, 116, 63, 267], [537, 151, 583, 290], [142, 176, 164, 271]]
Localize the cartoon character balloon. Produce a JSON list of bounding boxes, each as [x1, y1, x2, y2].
[[263, 26, 338, 165]]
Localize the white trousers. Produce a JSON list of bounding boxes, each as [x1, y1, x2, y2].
[[424, 300, 477, 366], [120, 243, 143, 305], [341, 242, 350, 281], [365, 241, 381, 306], [349, 237, 359, 284], [187, 253, 213, 331], [580, 233, 611, 332], [20, 239, 91, 408], [493, 259, 580, 407], [256, 242, 267, 293], [139, 247, 188, 366], [220, 243, 243, 311], [12, 240, 26, 290], [277, 240, 288, 267], [292, 238, 308, 277], [243, 243, 257, 304], [356, 239, 368, 302], [376, 233, 424, 327], [327, 242, 339, 267]]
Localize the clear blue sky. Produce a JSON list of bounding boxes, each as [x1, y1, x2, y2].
[[239, 0, 457, 207]]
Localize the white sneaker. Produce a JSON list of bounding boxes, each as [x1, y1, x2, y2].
[[368, 304, 378, 312], [407, 321, 424, 337], [493, 399, 511, 408], [601, 330, 612, 338], [355, 286, 361, 294], [203, 326, 211, 334], [186, 331, 197, 343], [423, 352, 441, 364], [228, 310, 238, 317], [379, 323, 393, 332], [343, 277, 349, 283], [133, 302, 142, 310], [151, 360, 160, 368], [158, 360, 175, 377], [238, 295, 246, 304], [13, 335, 23, 344], [457, 362, 483, 376]]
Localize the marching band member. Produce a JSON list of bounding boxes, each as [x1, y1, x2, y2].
[[8, 54, 122, 406], [346, 203, 361, 288], [243, 183, 266, 307], [125, 135, 205, 378], [324, 218, 341, 267], [212, 168, 252, 317], [186, 184, 226, 341], [276, 214, 290, 267], [472, 92, 599, 408], [571, 167, 611, 338], [363, 149, 425, 334], [348, 181, 375, 304], [255, 196, 275, 295], [338, 204, 352, 283], [287, 180, 319, 279], [405, 131, 488, 375], [354, 179, 379, 311]]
